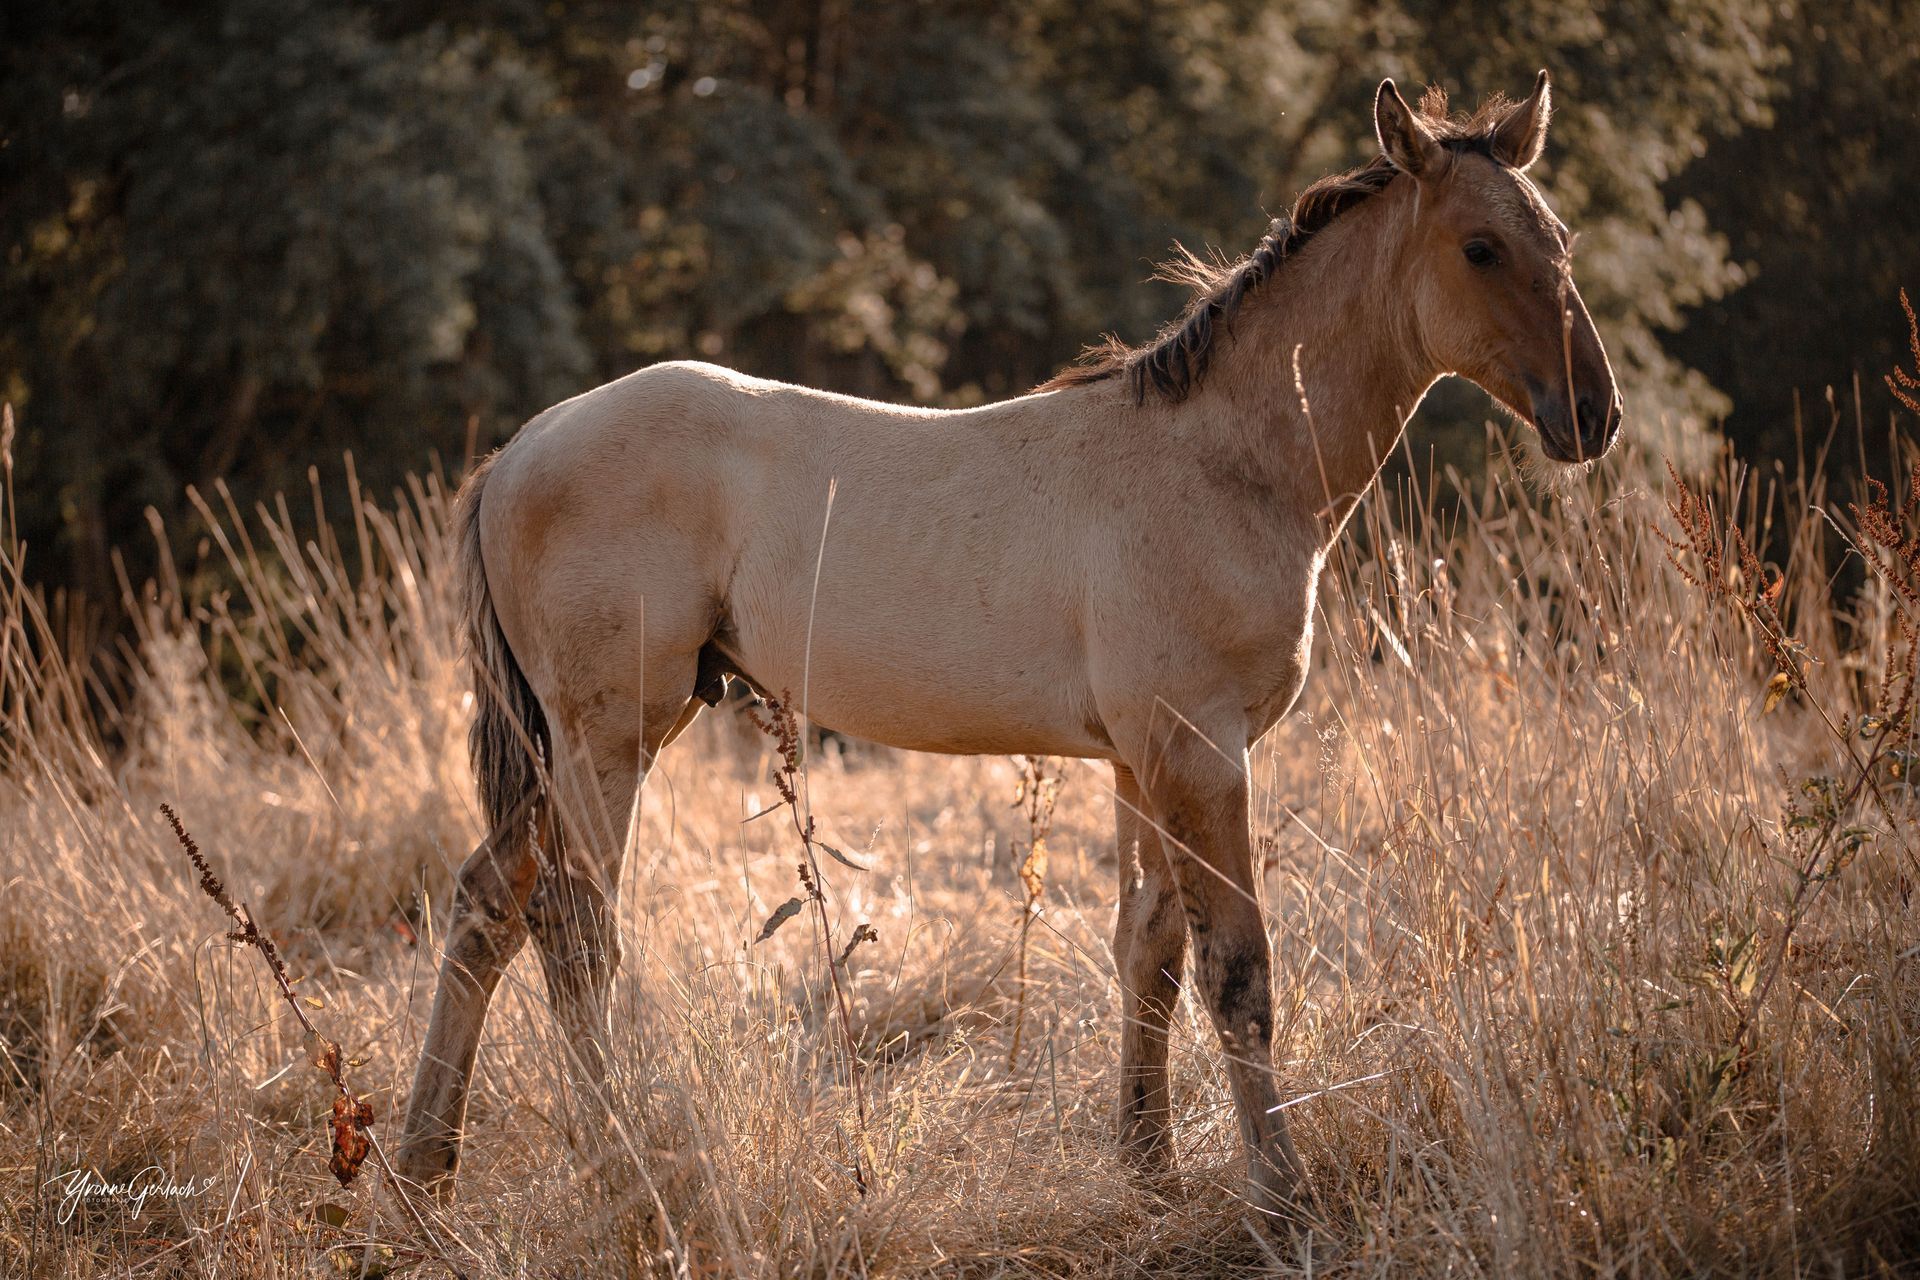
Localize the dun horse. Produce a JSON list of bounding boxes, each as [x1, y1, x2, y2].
[[398, 72, 1621, 1219]]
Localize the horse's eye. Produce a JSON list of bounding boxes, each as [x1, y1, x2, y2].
[[1463, 241, 1498, 268]]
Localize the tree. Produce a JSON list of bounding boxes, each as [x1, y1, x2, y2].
[[2, 1, 589, 599], [0, 0, 1850, 614], [1665, 0, 1920, 473]]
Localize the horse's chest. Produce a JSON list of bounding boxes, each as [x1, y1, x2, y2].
[[1242, 617, 1312, 734], [1233, 576, 1319, 735]]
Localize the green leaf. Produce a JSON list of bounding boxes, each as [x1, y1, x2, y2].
[[313, 1201, 351, 1228]]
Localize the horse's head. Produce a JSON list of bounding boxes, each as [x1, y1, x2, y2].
[[1376, 71, 1621, 464]]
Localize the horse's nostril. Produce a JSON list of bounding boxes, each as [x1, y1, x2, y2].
[[1575, 394, 1611, 447]]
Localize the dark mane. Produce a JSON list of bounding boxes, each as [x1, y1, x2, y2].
[[1039, 88, 1516, 404]]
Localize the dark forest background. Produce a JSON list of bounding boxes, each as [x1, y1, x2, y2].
[[4, 0, 1916, 622]]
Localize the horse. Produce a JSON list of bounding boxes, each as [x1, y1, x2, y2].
[[396, 70, 1621, 1223]]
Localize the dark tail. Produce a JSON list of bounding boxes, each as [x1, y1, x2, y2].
[[453, 451, 548, 832]]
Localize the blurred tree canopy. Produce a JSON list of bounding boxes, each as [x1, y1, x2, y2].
[[1666, 0, 1920, 465], [2, 0, 1913, 610]]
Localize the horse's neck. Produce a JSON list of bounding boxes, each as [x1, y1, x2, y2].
[[1189, 204, 1436, 554]]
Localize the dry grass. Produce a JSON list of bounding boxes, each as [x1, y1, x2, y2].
[[1, 411, 1916, 1277]]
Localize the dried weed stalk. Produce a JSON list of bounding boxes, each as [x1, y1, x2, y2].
[[159, 804, 453, 1264], [1006, 756, 1061, 1071], [1657, 410, 1920, 1072], [746, 692, 877, 1192], [1887, 288, 1920, 416]]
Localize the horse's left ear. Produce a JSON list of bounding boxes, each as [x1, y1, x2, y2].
[[1491, 69, 1552, 170]]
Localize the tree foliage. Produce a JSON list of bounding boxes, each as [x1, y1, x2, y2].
[[1667, 0, 1920, 469], [2, 0, 1906, 608]]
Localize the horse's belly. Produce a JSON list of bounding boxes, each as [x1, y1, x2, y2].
[[725, 600, 1108, 758], [801, 673, 1108, 757]]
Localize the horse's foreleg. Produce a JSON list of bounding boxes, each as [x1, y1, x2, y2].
[[1112, 763, 1187, 1178], [1131, 719, 1309, 1224], [396, 818, 539, 1197]]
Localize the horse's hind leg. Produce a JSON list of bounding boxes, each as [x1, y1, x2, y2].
[[397, 812, 539, 1196], [528, 672, 695, 1185], [1112, 763, 1188, 1178]]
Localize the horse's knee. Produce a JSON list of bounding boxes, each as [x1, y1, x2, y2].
[[445, 838, 537, 985], [455, 832, 538, 917], [1191, 911, 1274, 1051], [526, 874, 622, 990], [1121, 876, 1186, 989]]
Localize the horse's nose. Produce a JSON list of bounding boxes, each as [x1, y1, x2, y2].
[[1575, 391, 1620, 456]]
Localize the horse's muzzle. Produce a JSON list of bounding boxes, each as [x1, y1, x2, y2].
[[1532, 385, 1621, 463]]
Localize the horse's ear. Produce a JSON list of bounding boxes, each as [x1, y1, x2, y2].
[[1491, 69, 1552, 170], [1374, 78, 1440, 177]]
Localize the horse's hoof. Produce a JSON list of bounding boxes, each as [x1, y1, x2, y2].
[[1125, 1161, 1182, 1208], [391, 1142, 458, 1208], [1116, 1132, 1180, 1205], [1244, 1170, 1329, 1239]]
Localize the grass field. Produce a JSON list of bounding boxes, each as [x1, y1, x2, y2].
[[2, 415, 1916, 1277]]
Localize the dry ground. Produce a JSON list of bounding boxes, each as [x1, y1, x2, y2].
[[1, 428, 1916, 1277]]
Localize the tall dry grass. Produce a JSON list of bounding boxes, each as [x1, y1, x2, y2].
[[0, 404, 1915, 1276]]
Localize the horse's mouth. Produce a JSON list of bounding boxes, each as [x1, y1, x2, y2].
[[1534, 418, 1587, 464], [1525, 380, 1621, 463], [1496, 385, 1590, 464]]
